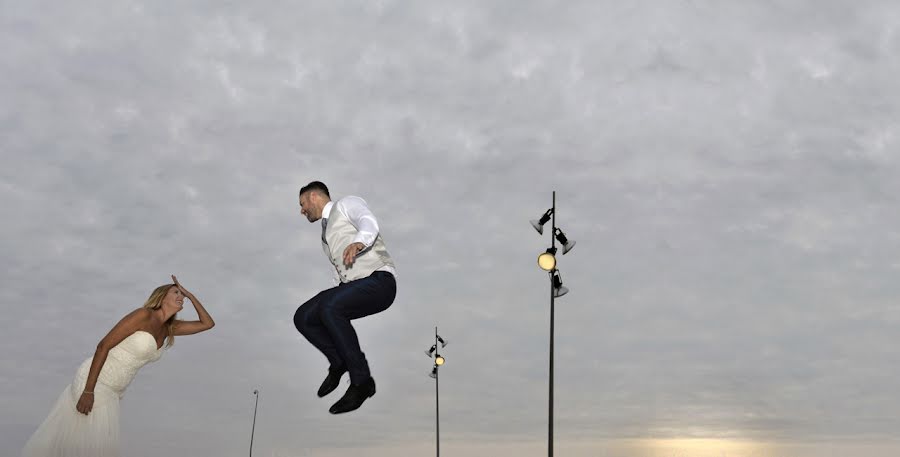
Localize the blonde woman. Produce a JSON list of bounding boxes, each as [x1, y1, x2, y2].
[[22, 275, 215, 457]]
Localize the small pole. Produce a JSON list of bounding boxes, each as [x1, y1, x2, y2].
[[250, 389, 259, 457]]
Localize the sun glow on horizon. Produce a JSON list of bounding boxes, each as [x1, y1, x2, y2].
[[634, 437, 772, 457]]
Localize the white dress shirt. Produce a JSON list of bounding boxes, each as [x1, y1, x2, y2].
[[321, 197, 396, 283]]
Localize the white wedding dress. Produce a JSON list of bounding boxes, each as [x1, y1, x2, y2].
[[23, 331, 165, 457]]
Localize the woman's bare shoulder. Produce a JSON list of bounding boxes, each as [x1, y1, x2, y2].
[[118, 307, 154, 326]]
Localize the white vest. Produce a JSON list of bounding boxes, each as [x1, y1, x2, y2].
[[321, 201, 395, 283]]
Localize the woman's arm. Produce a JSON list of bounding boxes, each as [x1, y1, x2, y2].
[[76, 308, 150, 414], [170, 275, 215, 336]]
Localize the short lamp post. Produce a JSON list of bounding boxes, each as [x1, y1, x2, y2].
[[425, 327, 448, 457]]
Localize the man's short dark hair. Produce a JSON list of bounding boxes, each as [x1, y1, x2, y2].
[[299, 181, 330, 199]]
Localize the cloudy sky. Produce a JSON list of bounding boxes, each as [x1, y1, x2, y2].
[[3, 1, 900, 456]]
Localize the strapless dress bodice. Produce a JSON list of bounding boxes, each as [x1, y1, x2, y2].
[[74, 331, 165, 397]]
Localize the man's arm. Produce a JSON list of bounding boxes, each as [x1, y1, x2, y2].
[[338, 196, 381, 267], [341, 196, 380, 248]]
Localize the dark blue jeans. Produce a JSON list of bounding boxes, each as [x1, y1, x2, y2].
[[294, 271, 396, 385]]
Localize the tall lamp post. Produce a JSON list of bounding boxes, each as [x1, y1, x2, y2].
[[425, 327, 448, 457], [249, 389, 259, 457], [530, 191, 575, 457]]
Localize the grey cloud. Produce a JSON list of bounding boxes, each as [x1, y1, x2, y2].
[[4, 1, 900, 456]]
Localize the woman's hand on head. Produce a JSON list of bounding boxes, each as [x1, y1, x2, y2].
[[171, 275, 193, 298]]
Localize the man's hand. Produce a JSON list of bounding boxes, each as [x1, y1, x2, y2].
[[343, 242, 366, 268]]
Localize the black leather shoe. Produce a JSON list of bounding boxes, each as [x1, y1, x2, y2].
[[329, 377, 376, 414], [317, 366, 346, 398]]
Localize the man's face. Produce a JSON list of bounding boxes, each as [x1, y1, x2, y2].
[[299, 191, 321, 222]]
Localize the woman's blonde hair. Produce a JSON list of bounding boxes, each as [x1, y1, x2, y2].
[[143, 284, 178, 347]]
